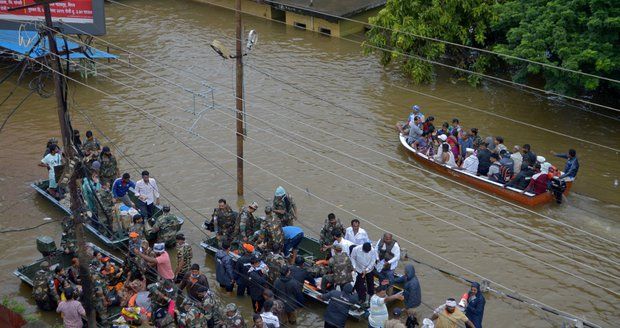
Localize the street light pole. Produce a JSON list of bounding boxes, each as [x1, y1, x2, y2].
[[235, 0, 244, 196]]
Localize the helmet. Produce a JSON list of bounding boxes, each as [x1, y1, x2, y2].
[[275, 186, 286, 197]]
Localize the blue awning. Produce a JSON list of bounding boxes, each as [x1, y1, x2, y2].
[[0, 29, 117, 59]]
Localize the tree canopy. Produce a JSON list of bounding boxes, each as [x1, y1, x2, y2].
[[365, 0, 620, 97]]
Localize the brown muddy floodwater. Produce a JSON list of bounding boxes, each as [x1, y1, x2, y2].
[[0, 0, 619, 327]]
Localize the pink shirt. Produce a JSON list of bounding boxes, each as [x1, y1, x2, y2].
[[56, 300, 85, 328], [156, 251, 175, 280]]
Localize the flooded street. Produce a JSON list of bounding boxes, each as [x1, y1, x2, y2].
[[0, 0, 618, 326]]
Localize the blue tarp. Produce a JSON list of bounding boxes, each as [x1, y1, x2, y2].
[[0, 29, 117, 59]]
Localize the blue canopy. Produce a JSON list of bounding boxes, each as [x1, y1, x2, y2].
[[0, 29, 117, 59]]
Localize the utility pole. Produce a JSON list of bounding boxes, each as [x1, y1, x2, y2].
[[235, 0, 244, 196], [9, 1, 96, 326]]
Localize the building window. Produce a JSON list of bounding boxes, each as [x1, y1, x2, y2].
[[294, 22, 306, 29], [319, 27, 331, 35]]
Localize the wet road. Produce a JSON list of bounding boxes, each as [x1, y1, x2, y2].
[[0, 0, 619, 326]]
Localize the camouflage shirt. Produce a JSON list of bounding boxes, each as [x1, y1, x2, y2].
[[153, 214, 179, 244], [202, 290, 223, 321], [272, 194, 297, 226], [178, 304, 205, 327], [214, 206, 237, 239], [261, 213, 284, 252], [176, 243, 193, 275], [82, 138, 100, 155], [61, 225, 78, 254], [237, 208, 260, 240], [264, 252, 287, 284], [328, 252, 353, 285], [32, 269, 55, 302], [319, 219, 344, 247], [221, 311, 246, 328], [96, 188, 114, 226], [99, 154, 118, 180]]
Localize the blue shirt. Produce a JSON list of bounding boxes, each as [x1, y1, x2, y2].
[[458, 137, 474, 158], [556, 154, 579, 179], [112, 178, 135, 198], [283, 226, 303, 240]]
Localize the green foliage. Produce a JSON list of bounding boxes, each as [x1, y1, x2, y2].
[[2, 296, 39, 322], [492, 0, 620, 96], [364, 0, 498, 84]]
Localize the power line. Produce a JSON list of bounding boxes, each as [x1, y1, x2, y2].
[[262, 0, 620, 85], [59, 52, 620, 283], [34, 59, 605, 327], [32, 23, 613, 254]]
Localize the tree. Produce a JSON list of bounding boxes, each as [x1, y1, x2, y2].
[[491, 0, 619, 96], [364, 0, 498, 85]]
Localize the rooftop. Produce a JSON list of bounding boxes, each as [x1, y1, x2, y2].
[[267, 0, 386, 22]]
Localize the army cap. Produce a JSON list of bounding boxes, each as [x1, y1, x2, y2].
[[249, 201, 259, 210], [225, 303, 237, 312], [40, 261, 50, 269], [333, 243, 343, 251]]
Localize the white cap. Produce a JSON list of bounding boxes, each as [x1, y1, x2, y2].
[[536, 156, 546, 163], [445, 299, 457, 307], [438, 134, 447, 141], [466, 148, 475, 153]]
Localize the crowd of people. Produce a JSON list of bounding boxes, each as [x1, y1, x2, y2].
[[35, 128, 507, 328], [396, 105, 580, 196]]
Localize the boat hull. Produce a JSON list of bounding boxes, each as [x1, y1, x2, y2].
[[31, 180, 184, 248], [398, 134, 572, 206]]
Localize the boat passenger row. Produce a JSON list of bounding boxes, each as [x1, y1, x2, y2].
[[396, 105, 579, 204]]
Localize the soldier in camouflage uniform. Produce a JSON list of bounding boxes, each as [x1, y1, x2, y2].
[[93, 286, 109, 322], [98, 146, 119, 187], [32, 261, 57, 310], [175, 234, 193, 283], [60, 217, 78, 255], [261, 206, 284, 254], [177, 299, 205, 328], [264, 251, 287, 285], [237, 201, 260, 242], [222, 303, 246, 328], [213, 199, 237, 245], [129, 214, 146, 239], [149, 280, 177, 319], [319, 213, 344, 253], [152, 205, 180, 246], [321, 243, 353, 291], [96, 181, 115, 235], [199, 287, 223, 328], [82, 130, 101, 171], [272, 186, 297, 227]]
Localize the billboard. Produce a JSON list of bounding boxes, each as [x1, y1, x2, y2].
[[0, 0, 106, 35]]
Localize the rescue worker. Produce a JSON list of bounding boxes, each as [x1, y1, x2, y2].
[[216, 243, 235, 294], [32, 261, 58, 310], [96, 181, 115, 235], [177, 299, 205, 328], [98, 146, 119, 187], [129, 214, 146, 239], [322, 243, 353, 291], [151, 205, 179, 245], [213, 199, 237, 245], [319, 284, 359, 328], [235, 243, 255, 297], [272, 186, 297, 227], [200, 287, 223, 328], [93, 286, 110, 322], [237, 201, 260, 242], [261, 206, 284, 253], [60, 217, 78, 255], [149, 279, 177, 318], [274, 266, 304, 325], [247, 256, 268, 313], [319, 213, 344, 253], [82, 130, 101, 157], [264, 250, 288, 285], [222, 303, 246, 328], [174, 233, 193, 283]]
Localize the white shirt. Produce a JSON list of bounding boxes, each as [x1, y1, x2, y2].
[[461, 155, 479, 174], [375, 240, 401, 271], [350, 245, 377, 273], [344, 226, 370, 245], [261, 312, 280, 327], [134, 178, 160, 205], [331, 238, 355, 257], [511, 152, 523, 174]]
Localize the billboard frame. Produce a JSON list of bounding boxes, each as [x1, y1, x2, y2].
[[0, 0, 106, 36]]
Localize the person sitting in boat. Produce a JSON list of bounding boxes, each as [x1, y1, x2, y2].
[[447, 133, 460, 162], [476, 142, 492, 176], [411, 116, 435, 152], [492, 136, 507, 155], [39, 143, 63, 199], [376, 233, 401, 285], [550, 149, 579, 181], [459, 148, 479, 174], [406, 116, 423, 145], [437, 121, 450, 136], [486, 153, 501, 180], [129, 214, 146, 239], [505, 163, 534, 190], [112, 173, 136, 207], [449, 118, 462, 137], [396, 105, 423, 135], [32, 261, 58, 310], [433, 134, 449, 161], [436, 143, 457, 168], [523, 163, 549, 195], [319, 213, 344, 254], [470, 128, 483, 150], [490, 150, 514, 184], [458, 130, 474, 164]]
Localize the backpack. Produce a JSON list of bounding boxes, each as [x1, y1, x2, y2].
[[32, 271, 52, 302]]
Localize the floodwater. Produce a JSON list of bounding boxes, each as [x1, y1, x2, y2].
[[0, 0, 619, 326]]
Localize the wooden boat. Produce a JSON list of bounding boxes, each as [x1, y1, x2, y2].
[[398, 134, 572, 206], [13, 239, 124, 319], [32, 179, 184, 249], [201, 235, 404, 320]]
